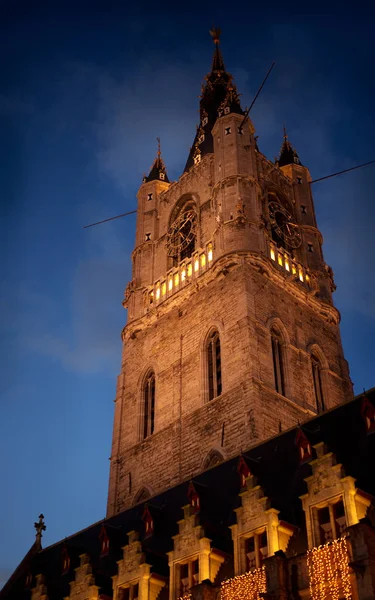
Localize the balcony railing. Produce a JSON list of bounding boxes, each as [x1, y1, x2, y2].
[[148, 243, 213, 307], [269, 242, 311, 287]]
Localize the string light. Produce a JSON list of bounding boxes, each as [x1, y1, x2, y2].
[[178, 594, 192, 600], [221, 567, 266, 600], [307, 536, 352, 600]]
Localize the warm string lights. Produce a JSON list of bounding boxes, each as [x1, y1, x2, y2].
[[177, 594, 192, 600], [307, 536, 352, 600], [221, 567, 266, 600]]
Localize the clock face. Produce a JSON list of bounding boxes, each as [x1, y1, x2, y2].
[[268, 201, 302, 249], [166, 209, 197, 257]]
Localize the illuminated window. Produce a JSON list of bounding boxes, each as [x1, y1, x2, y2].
[[145, 232, 151, 241], [311, 355, 324, 412], [198, 134, 205, 144], [193, 152, 201, 165], [143, 372, 155, 439], [207, 330, 222, 401], [315, 499, 346, 545], [202, 117, 208, 126], [178, 559, 199, 596], [271, 330, 285, 396], [200, 253, 206, 267], [207, 243, 213, 262], [224, 106, 230, 114], [159, 172, 165, 180], [245, 530, 268, 570]]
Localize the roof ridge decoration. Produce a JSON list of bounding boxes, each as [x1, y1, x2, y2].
[[277, 125, 302, 167], [183, 29, 244, 173], [144, 137, 170, 183]]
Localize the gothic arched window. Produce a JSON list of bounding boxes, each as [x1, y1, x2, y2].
[[207, 330, 222, 401], [271, 329, 285, 396], [167, 200, 197, 266], [311, 354, 325, 412], [143, 372, 155, 439]]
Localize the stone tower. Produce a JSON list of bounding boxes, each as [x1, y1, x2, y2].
[[107, 31, 353, 517]]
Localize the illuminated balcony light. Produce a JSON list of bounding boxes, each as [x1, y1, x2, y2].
[[278, 253, 283, 266], [194, 258, 199, 272], [168, 276, 173, 291], [162, 282, 166, 296], [201, 254, 206, 267], [284, 257, 290, 271], [187, 263, 192, 277], [270, 247, 276, 261], [181, 269, 186, 281], [174, 273, 179, 287], [299, 268, 304, 282], [306, 273, 310, 281], [292, 264, 297, 275], [207, 244, 213, 262], [155, 285, 160, 300]]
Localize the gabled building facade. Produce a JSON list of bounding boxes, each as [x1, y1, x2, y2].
[[2, 30, 374, 600]]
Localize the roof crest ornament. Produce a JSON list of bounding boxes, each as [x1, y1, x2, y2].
[[34, 513, 46, 549]]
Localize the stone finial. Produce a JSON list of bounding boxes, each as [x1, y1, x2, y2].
[[34, 514, 46, 548]]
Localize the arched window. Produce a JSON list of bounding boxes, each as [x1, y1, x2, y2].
[[143, 372, 155, 439], [167, 200, 197, 266], [311, 354, 325, 412], [207, 330, 222, 401], [271, 329, 285, 396]]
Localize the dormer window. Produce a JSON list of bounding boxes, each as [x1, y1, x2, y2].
[[198, 134, 205, 144], [224, 106, 230, 114], [245, 530, 268, 570], [61, 545, 70, 575], [316, 498, 346, 545], [202, 116, 208, 126], [297, 176, 302, 184], [187, 482, 200, 512], [224, 127, 231, 135], [142, 505, 154, 538], [295, 429, 312, 463], [99, 525, 110, 557], [147, 193, 153, 201], [25, 572, 33, 589], [361, 396, 375, 433], [193, 152, 201, 165], [159, 172, 165, 180], [237, 456, 251, 488]]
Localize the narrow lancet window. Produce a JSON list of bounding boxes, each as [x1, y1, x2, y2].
[[271, 330, 285, 396], [143, 372, 155, 439], [311, 355, 325, 412], [207, 330, 222, 401]]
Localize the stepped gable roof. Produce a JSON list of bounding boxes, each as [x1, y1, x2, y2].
[[144, 138, 169, 183], [277, 126, 302, 167], [2, 389, 375, 599], [184, 29, 244, 172]]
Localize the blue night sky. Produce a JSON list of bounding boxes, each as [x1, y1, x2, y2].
[[1, 3, 374, 588]]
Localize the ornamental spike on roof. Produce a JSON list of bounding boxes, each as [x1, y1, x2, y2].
[[184, 29, 244, 173], [277, 125, 302, 167], [144, 137, 170, 183]]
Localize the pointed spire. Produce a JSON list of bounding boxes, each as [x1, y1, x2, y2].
[[277, 125, 302, 167], [209, 27, 225, 72], [34, 514, 46, 549], [184, 29, 244, 172], [144, 137, 169, 183]]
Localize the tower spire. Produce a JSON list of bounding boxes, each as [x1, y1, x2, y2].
[[277, 125, 302, 167], [144, 137, 169, 183], [183, 29, 244, 172]]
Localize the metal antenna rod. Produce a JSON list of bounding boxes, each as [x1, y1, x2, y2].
[[82, 209, 137, 229], [239, 61, 276, 130], [310, 160, 375, 184]]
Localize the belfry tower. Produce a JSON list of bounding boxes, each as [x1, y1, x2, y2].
[[107, 31, 353, 517]]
